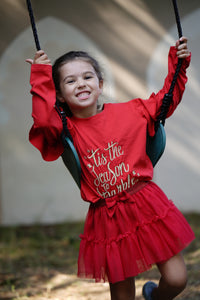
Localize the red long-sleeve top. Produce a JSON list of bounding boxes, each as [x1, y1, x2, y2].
[[29, 47, 190, 203]]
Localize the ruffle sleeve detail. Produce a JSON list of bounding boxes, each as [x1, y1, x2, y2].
[[138, 46, 191, 137]]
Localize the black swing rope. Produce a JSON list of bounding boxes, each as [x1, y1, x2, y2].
[[155, 0, 183, 129], [26, 0, 73, 142], [26, 0, 73, 145], [26, 0, 41, 51]]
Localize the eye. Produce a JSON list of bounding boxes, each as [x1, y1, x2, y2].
[[66, 79, 75, 84], [84, 72, 95, 80], [85, 75, 92, 80]]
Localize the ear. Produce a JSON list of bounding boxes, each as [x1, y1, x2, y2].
[[99, 80, 103, 93], [56, 91, 65, 103]]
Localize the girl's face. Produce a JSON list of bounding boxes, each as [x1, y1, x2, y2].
[[57, 59, 103, 118]]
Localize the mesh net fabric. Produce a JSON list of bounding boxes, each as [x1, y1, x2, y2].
[[77, 182, 195, 283]]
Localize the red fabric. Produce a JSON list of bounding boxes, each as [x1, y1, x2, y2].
[[28, 47, 195, 283], [29, 47, 191, 203], [78, 181, 195, 283], [29, 64, 64, 161]]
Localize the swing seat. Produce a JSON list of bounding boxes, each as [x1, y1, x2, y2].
[[61, 136, 81, 188], [146, 123, 166, 167]]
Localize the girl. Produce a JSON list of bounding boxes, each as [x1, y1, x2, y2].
[[26, 37, 195, 300]]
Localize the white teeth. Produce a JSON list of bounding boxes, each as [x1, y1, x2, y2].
[[78, 92, 89, 97], [77, 92, 90, 99]]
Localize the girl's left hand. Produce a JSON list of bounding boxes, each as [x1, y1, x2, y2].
[[176, 36, 190, 59]]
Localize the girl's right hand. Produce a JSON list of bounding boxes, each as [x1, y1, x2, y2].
[[26, 50, 52, 65]]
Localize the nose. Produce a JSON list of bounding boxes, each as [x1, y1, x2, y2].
[[77, 77, 86, 88]]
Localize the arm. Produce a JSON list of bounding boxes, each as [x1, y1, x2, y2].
[[155, 37, 191, 118], [27, 51, 64, 161], [141, 37, 191, 135]]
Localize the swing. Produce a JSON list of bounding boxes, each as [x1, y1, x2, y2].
[[26, 0, 184, 187]]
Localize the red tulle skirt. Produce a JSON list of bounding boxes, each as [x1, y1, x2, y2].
[[77, 181, 195, 283]]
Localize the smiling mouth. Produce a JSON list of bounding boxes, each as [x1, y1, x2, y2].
[[76, 91, 90, 100]]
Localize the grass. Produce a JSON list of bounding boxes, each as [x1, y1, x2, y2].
[[0, 221, 83, 274], [0, 214, 200, 299]]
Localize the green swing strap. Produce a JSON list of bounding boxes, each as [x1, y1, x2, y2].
[[55, 104, 81, 188], [61, 137, 81, 188], [146, 123, 166, 167]]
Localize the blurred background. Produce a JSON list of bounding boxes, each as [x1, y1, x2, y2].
[[0, 0, 200, 225]]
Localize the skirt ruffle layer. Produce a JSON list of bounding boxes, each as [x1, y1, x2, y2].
[[78, 181, 195, 283]]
